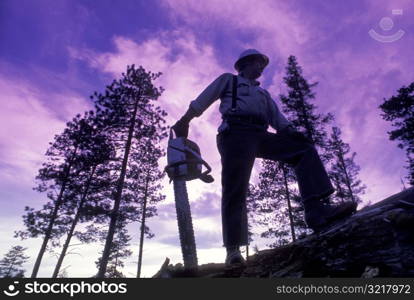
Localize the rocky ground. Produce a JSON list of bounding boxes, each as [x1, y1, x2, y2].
[[153, 187, 414, 278]]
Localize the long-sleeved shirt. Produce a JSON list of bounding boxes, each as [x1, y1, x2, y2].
[[189, 73, 291, 133]]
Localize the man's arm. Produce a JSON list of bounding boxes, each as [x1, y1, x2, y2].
[[188, 73, 232, 117], [265, 91, 292, 132], [265, 92, 313, 143], [172, 73, 231, 138]]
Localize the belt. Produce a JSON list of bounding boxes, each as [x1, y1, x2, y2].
[[223, 115, 267, 127]]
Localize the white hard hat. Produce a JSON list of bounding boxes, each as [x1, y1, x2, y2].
[[234, 49, 269, 71]]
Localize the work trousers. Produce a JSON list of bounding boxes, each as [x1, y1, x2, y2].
[[216, 126, 334, 247]]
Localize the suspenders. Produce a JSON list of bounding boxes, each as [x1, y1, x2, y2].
[[225, 75, 267, 128], [231, 75, 238, 112]]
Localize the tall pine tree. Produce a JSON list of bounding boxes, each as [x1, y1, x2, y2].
[[279, 55, 334, 163], [24, 111, 101, 278], [94, 217, 132, 278], [51, 111, 117, 278], [127, 138, 165, 278], [279, 55, 338, 208], [91, 65, 168, 277]]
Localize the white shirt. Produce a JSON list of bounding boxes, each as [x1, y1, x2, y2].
[[189, 73, 291, 132]]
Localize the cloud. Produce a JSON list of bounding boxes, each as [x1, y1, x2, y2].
[[157, 190, 220, 218], [191, 191, 221, 218], [0, 74, 88, 188], [148, 190, 222, 249], [298, 42, 413, 202], [69, 31, 225, 118], [147, 219, 221, 255], [161, 0, 313, 56], [0, 70, 94, 278]]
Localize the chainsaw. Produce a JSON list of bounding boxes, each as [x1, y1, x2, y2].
[[165, 129, 214, 271]]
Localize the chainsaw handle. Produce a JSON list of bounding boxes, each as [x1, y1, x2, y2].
[[166, 131, 214, 183], [199, 160, 214, 183], [199, 173, 214, 183], [165, 158, 214, 183]]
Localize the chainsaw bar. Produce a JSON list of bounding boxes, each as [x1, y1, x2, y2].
[[173, 179, 198, 270]]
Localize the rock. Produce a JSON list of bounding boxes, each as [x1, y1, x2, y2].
[[153, 187, 414, 278]]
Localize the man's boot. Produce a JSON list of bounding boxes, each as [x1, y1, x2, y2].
[[225, 246, 246, 266], [304, 198, 357, 232]]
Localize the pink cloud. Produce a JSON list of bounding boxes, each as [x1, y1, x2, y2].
[[0, 75, 90, 187], [0, 72, 96, 276], [162, 0, 313, 56]]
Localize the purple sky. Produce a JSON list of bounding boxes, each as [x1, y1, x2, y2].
[[1, 0, 413, 277]]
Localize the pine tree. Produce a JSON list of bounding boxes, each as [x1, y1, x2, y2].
[[279, 55, 338, 209], [379, 82, 414, 185], [51, 112, 117, 278], [95, 219, 132, 278], [15, 201, 75, 249], [20, 111, 101, 278], [0, 246, 29, 278], [254, 54, 335, 243], [249, 160, 303, 248], [327, 127, 366, 204], [69, 139, 162, 278], [289, 194, 309, 239], [279, 55, 334, 162], [92, 65, 168, 277], [246, 184, 259, 255]]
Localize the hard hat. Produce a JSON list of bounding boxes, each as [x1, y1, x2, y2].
[[234, 49, 269, 71]]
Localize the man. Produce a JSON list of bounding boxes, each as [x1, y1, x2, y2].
[[172, 49, 356, 266]]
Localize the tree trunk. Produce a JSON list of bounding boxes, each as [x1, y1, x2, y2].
[[31, 147, 78, 278], [52, 165, 96, 278], [97, 99, 139, 278], [332, 172, 345, 202], [281, 164, 296, 242], [137, 175, 150, 278], [114, 243, 119, 276]]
